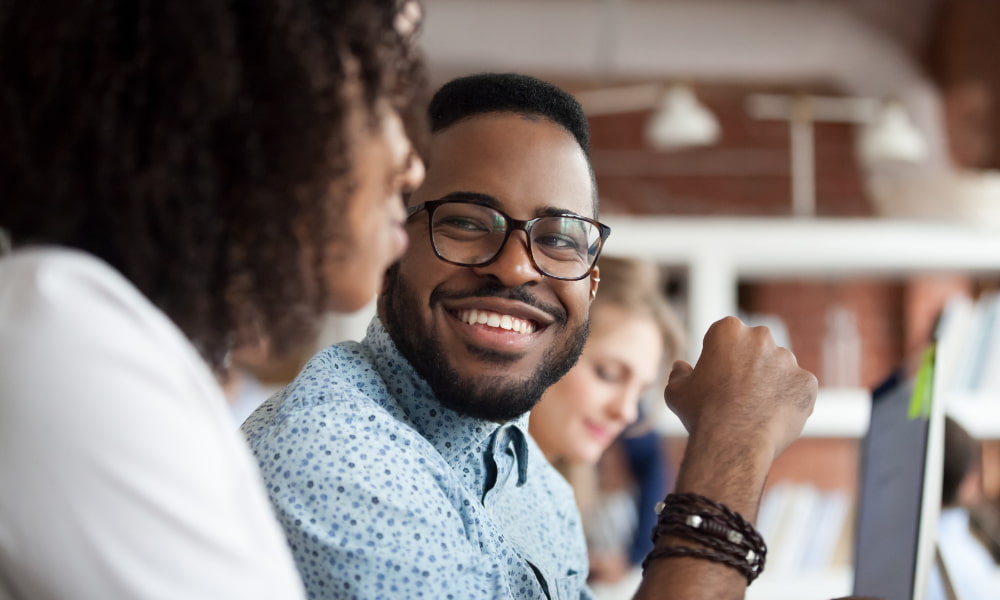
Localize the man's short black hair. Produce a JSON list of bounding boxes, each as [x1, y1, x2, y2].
[[427, 73, 598, 216], [428, 72, 589, 153]]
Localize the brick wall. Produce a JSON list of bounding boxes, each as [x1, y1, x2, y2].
[[589, 85, 872, 218], [581, 69, 990, 394], [739, 278, 905, 389], [584, 83, 906, 390]]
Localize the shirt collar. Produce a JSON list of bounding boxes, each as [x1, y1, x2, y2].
[[363, 317, 530, 485]]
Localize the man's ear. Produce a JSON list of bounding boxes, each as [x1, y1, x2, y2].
[[589, 266, 600, 302]]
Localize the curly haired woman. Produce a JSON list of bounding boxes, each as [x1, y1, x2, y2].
[[0, 1, 426, 597]]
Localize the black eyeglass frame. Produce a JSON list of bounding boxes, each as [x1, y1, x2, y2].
[[406, 198, 612, 281]]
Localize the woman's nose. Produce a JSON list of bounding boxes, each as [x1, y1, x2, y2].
[[607, 387, 640, 425]]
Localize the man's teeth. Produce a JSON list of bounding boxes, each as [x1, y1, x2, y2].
[[457, 309, 537, 334]]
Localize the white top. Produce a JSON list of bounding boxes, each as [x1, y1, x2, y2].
[[928, 508, 1000, 600], [0, 248, 305, 600]]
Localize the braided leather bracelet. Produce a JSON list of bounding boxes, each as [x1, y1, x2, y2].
[[641, 492, 767, 584]]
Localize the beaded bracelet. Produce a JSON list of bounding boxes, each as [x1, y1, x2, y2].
[[641, 492, 767, 585]]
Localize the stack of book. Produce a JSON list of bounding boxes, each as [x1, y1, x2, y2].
[[933, 293, 1000, 440], [755, 482, 853, 574]]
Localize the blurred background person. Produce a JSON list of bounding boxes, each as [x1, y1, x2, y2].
[[0, 1, 426, 597], [928, 416, 999, 600], [528, 255, 686, 592], [224, 337, 300, 426]]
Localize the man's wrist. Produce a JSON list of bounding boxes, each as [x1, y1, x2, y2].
[[633, 435, 775, 599], [674, 429, 775, 520]]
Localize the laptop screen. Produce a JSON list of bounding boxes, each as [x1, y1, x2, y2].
[[852, 359, 946, 600]]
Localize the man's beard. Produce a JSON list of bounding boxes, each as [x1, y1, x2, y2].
[[381, 264, 588, 423]]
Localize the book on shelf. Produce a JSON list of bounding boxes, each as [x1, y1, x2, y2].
[[935, 294, 976, 394], [800, 490, 851, 572], [756, 481, 793, 546], [769, 484, 821, 573], [757, 483, 852, 575], [937, 293, 1000, 401]]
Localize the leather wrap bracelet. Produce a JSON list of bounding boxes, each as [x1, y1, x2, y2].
[[641, 492, 767, 584]]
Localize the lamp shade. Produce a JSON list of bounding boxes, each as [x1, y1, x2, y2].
[[859, 100, 928, 164], [645, 84, 720, 150]]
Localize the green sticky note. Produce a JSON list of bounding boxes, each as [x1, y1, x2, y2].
[[908, 343, 935, 420]]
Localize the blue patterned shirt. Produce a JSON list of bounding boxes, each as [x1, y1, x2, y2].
[[242, 319, 592, 599]]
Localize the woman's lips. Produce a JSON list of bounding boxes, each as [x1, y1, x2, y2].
[[584, 420, 613, 445]]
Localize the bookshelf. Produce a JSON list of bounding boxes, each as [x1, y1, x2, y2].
[[601, 217, 1000, 599], [602, 216, 1000, 357], [603, 215, 1000, 440]]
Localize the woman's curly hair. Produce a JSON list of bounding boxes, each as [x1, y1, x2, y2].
[[0, 0, 427, 370]]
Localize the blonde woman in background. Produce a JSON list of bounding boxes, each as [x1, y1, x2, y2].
[[528, 255, 686, 589]]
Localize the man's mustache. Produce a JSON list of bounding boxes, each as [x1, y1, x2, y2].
[[430, 282, 568, 325]]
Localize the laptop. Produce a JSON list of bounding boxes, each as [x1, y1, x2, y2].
[[852, 345, 949, 600]]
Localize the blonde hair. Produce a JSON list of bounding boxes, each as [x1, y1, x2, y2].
[[592, 255, 686, 364], [551, 256, 686, 492]]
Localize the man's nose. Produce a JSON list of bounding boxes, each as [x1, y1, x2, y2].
[[470, 230, 544, 287]]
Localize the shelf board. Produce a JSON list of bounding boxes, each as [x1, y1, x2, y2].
[[654, 387, 870, 438], [601, 216, 1000, 362], [944, 392, 1000, 440], [654, 386, 1000, 439], [602, 216, 1000, 277]]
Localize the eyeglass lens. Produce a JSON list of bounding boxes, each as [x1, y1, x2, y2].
[[429, 202, 601, 279]]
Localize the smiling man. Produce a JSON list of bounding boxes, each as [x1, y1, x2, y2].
[[381, 88, 605, 424], [244, 73, 818, 600]]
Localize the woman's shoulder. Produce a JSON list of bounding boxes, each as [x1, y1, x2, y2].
[[0, 246, 222, 408], [1, 247, 177, 340]]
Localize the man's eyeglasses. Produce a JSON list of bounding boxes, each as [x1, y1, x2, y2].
[[406, 199, 611, 281]]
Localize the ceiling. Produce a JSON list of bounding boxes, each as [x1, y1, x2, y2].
[[419, 0, 942, 94]]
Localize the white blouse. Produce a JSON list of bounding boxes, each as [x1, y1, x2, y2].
[[0, 248, 305, 600]]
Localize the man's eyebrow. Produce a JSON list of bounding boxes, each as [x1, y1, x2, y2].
[[435, 191, 501, 208], [434, 193, 588, 220], [537, 205, 586, 219]]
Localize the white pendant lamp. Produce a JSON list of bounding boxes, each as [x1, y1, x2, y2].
[[859, 99, 929, 165], [645, 84, 720, 150]]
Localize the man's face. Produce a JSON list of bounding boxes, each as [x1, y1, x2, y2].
[[380, 112, 599, 422]]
